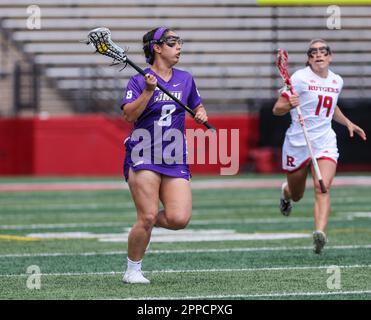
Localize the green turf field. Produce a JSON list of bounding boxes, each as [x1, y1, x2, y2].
[[0, 175, 370, 300]]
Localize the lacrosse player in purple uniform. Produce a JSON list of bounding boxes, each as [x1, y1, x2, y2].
[[121, 27, 208, 284]]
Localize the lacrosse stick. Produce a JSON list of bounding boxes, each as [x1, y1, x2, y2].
[[276, 49, 327, 193], [84, 27, 215, 131]]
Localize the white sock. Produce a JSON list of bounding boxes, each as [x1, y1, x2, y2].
[[127, 258, 142, 272]]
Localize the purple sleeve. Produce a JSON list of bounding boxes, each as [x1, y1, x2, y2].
[[121, 76, 143, 109], [188, 77, 202, 110]]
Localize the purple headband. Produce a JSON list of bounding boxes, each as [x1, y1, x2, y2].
[[146, 26, 167, 63]]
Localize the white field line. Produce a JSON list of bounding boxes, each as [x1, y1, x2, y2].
[[189, 217, 353, 225], [1, 264, 370, 278], [0, 197, 368, 211], [1, 244, 371, 258], [0, 215, 359, 230], [119, 290, 371, 300], [1, 176, 371, 192], [343, 212, 371, 218], [0, 198, 368, 212]]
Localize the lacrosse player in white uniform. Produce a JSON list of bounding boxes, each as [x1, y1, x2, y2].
[[273, 39, 366, 254]]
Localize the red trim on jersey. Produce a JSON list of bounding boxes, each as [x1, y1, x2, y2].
[[283, 157, 311, 174], [317, 156, 337, 165], [283, 156, 337, 174]]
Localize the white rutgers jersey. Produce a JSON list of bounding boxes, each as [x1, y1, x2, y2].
[[281, 66, 343, 172], [282, 66, 344, 149]]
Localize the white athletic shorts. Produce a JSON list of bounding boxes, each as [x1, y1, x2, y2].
[[282, 133, 339, 173]]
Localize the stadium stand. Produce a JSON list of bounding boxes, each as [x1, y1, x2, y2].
[[1, 0, 371, 115]]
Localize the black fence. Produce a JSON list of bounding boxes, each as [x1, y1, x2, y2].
[[13, 62, 40, 114]]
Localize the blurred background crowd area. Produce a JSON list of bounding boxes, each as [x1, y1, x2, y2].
[[0, 0, 370, 175]]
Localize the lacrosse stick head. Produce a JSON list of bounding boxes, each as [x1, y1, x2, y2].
[[85, 27, 127, 65], [276, 48, 291, 86], [277, 48, 297, 96]]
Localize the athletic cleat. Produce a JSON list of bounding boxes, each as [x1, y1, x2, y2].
[[123, 270, 150, 284], [280, 198, 292, 216], [280, 182, 292, 216], [313, 230, 327, 254]]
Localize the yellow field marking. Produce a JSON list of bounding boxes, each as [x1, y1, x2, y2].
[[0, 235, 40, 241]]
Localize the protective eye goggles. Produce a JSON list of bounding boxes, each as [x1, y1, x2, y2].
[[146, 36, 183, 49], [161, 36, 184, 47], [307, 46, 331, 57]]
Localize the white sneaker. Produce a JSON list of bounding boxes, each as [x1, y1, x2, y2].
[[313, 230, 327, 254], [123, 270, 150, 284], [280, 182, 292, 216]]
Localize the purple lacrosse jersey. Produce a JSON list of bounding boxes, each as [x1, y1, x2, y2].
[[122, 68, 202, 180]]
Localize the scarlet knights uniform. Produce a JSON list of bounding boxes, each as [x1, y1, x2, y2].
[[121, 68, 202, 181], [281, 66, 343, 172]]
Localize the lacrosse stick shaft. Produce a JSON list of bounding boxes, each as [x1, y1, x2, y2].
[[296, 105, 327, 193], [125, 58, 215, 131], [287, 87, 327, 194], [276, 49, 326, 193]]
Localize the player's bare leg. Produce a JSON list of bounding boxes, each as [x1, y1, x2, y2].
[[127, 169, 161, 260], [156, 176, 192, 230], [311, 159, 336, 254], [311, 159, 336, 231], [280, 166, 309, 216], [124, 169, 161, 284], [286, 166, 309, 201]]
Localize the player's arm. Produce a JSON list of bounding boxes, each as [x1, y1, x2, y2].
[[333, 106, 367, 141], [193, 104, 208, 124], [272, 94, 300, 116], [123, 74, 157, 123]]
